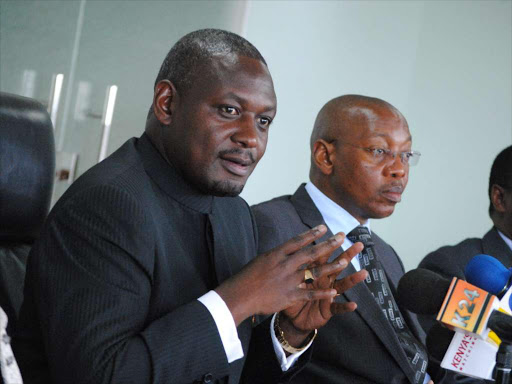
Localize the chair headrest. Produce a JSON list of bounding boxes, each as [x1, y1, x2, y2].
[[0, 92, 55, 243]]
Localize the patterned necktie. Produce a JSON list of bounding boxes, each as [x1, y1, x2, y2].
[[347, 226, 428, 384]]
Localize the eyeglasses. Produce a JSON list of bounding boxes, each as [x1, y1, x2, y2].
[[332, 141, 421, 166]]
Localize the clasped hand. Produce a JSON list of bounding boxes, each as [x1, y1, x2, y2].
[[216, 224, 367, 347]]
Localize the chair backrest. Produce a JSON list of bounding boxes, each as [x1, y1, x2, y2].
[[0, 92, 55, 334]]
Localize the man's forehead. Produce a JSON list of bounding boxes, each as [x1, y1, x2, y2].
[[199, 56, 276, 105], [207, 54, 269, 78], [344, 105, 379, 122], [343, 104, 403, 124], [327, 105, 375, 138], [334, 104, 409, 140], [365, 131, 412, 143]]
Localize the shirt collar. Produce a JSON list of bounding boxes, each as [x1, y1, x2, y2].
[[304, 181, 370, 241], [497, 229, 512, 253], [137, 133, 214, 214]]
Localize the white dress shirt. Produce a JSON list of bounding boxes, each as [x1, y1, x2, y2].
[[198, 292, 311, 371], [305, 181, 368, 271], [0, 306, 23, 384], [197, 260, 313, 370], [497, 229, 512, 252]]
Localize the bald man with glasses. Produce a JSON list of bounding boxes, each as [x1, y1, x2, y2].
[[252, 95, 457, 383]]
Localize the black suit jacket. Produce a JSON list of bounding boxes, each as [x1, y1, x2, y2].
[[419, 227, 512, 281], [13, 134, 305, 384], [252, 184, 429, 384]]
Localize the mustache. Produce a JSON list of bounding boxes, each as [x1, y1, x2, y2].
[[218, 148, 256, 164]]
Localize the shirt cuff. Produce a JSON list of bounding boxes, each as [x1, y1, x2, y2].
[[270, 313, 313, 371], [197, 290, 244, 363]]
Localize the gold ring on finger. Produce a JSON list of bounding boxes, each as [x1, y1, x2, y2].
[[304, 268, 315, 284]]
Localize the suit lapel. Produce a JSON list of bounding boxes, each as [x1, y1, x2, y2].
[[290, 184, 417, 381], [482, 227, 512, 268], [336, 252, 416, 381], [207, 197, 258, 287], [290, 184, 333, 247]]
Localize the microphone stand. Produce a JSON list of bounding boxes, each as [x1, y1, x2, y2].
[[488, 311, 512, 384]]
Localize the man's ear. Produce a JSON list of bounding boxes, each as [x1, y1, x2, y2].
[[153, 80, 178, 125], [491, 184, 507, 213], [312, 140, 335, 176]]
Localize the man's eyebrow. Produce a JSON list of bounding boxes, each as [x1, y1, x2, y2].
[[368, 132, 412, 142], [223, 92, 276, 113]]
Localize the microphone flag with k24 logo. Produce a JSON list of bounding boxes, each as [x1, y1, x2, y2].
[[436, 277, 501, 338]]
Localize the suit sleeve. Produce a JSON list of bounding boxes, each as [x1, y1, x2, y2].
[[242, 204, 312, 382], [20, 184, 230, 384], [240, 313, 312, 383], [251, 205, 290, 255], [419, 248, 466, 280]]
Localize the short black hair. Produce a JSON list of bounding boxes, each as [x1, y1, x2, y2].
[[489, 145, 512, 215], [154, 28, 266, 95]]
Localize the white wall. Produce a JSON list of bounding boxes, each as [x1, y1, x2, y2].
[[1, 0, 510, 270], [240, 0, 512, 270]]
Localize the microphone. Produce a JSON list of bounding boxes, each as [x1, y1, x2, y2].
[[397, 269, 503, 380], [465, 254, 512, 313], [398, 268, 512, 382], [397, 269, 451, 314], [465, 254, 512, 298], [397, 269, 503, 339], [424, 324, 453, 380], [426, 323, 498, 380], [425, 323, 454, 362]]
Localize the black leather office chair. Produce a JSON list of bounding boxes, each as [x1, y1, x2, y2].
[[0, 92, 55, 336]]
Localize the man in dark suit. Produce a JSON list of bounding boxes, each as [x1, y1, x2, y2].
[[253, 95, 439, 383], [419, 145, 512, 332], [13, 30, 366, 384]]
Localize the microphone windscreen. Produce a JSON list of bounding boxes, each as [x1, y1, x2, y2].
[[465, 254, 510, 295], [426, 323, 454, 362], [396, 268, 452, 315]]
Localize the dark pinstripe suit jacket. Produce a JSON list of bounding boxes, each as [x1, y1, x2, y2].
[[13, 134, 304, 384], [252, 184, 430, 384]]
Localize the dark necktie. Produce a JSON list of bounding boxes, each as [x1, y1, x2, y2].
[[347, 226, 428, 384]]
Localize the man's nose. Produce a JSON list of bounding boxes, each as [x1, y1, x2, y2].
[[232, 115, 258, 148], [385, 153, 407, 178]]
